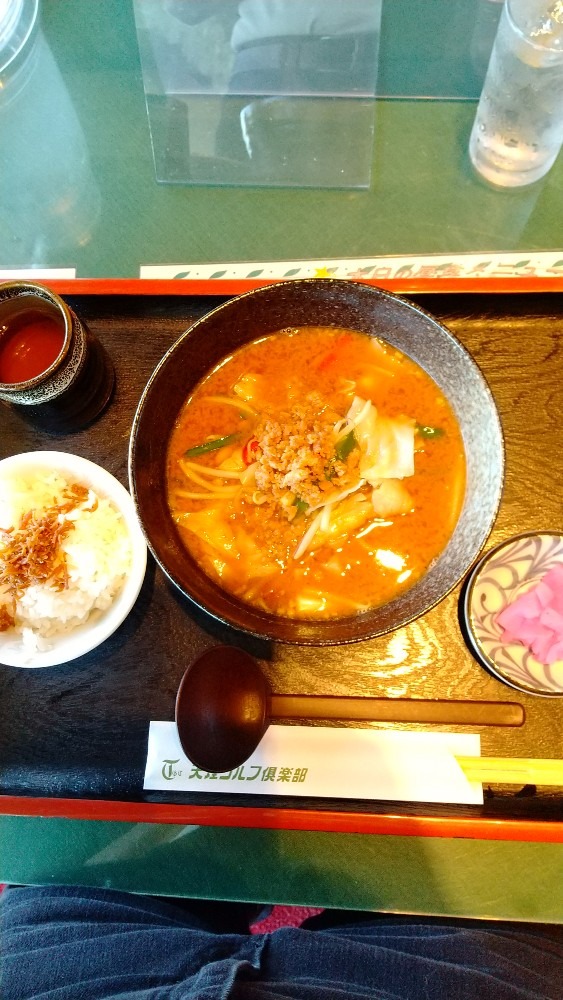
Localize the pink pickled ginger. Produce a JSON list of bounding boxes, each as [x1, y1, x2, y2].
[[496, 564, 563, 666]]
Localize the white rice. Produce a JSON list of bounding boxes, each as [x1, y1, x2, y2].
[[0, 469, 132, 655]]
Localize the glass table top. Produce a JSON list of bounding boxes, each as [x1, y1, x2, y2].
[[0, 0, 562, 280]]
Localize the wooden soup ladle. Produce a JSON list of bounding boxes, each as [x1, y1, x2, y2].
[[174, 645, 525, 774]]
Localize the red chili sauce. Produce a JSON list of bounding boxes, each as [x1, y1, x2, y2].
[[0, 308, 65, 384]]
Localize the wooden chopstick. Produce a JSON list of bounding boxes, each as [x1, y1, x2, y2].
[[456, 756, 563, 786], [271, 696, 525, 727]]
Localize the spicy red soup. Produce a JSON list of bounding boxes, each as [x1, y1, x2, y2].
[[0, 305, 65, 384], [166, 327, 466, 620]]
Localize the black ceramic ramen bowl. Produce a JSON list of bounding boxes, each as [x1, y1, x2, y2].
[[129, 280, 504, 646]]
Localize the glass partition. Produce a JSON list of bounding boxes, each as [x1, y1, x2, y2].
[[133, 0, 382, 189]]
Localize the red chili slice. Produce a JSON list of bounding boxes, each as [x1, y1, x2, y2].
[[242, 437, 260, 465]]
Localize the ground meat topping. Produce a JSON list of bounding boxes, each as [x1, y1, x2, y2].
[[253, 397, 353, 513]]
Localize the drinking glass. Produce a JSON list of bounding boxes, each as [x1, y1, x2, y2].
[[469, 0, 563, 186], [0, 281, 114, 432]]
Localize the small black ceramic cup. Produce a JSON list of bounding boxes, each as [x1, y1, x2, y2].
[[0, 281, 114, 432]]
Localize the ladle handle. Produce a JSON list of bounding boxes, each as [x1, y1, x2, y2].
[[269, 696, 524, 727]]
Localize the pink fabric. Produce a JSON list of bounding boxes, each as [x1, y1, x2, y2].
[[251, 905, 323, 933]]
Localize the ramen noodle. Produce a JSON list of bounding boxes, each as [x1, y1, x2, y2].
[[166, 327, 466, 619]]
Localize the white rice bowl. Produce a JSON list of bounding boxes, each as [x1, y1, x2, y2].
[[0, 452, 147, 668]]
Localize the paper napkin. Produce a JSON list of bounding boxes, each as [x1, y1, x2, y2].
[[144, 722, 483, 805]]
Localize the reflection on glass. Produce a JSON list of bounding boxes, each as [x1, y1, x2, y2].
[[469, 0, 505, 82], [0, 0, 100, 266], [133, 0, 382, 188]]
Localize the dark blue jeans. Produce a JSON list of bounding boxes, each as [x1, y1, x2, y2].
[[2, 885, 562, 999]]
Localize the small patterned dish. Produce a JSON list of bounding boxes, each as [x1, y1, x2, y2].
[[463, 532, 563, 697]]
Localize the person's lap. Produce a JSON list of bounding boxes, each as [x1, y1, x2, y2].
[[1, 884, 563, 1000]]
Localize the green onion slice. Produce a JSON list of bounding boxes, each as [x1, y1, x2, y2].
[[184, 433, 239, 458], [335, 430, 358, 461]]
